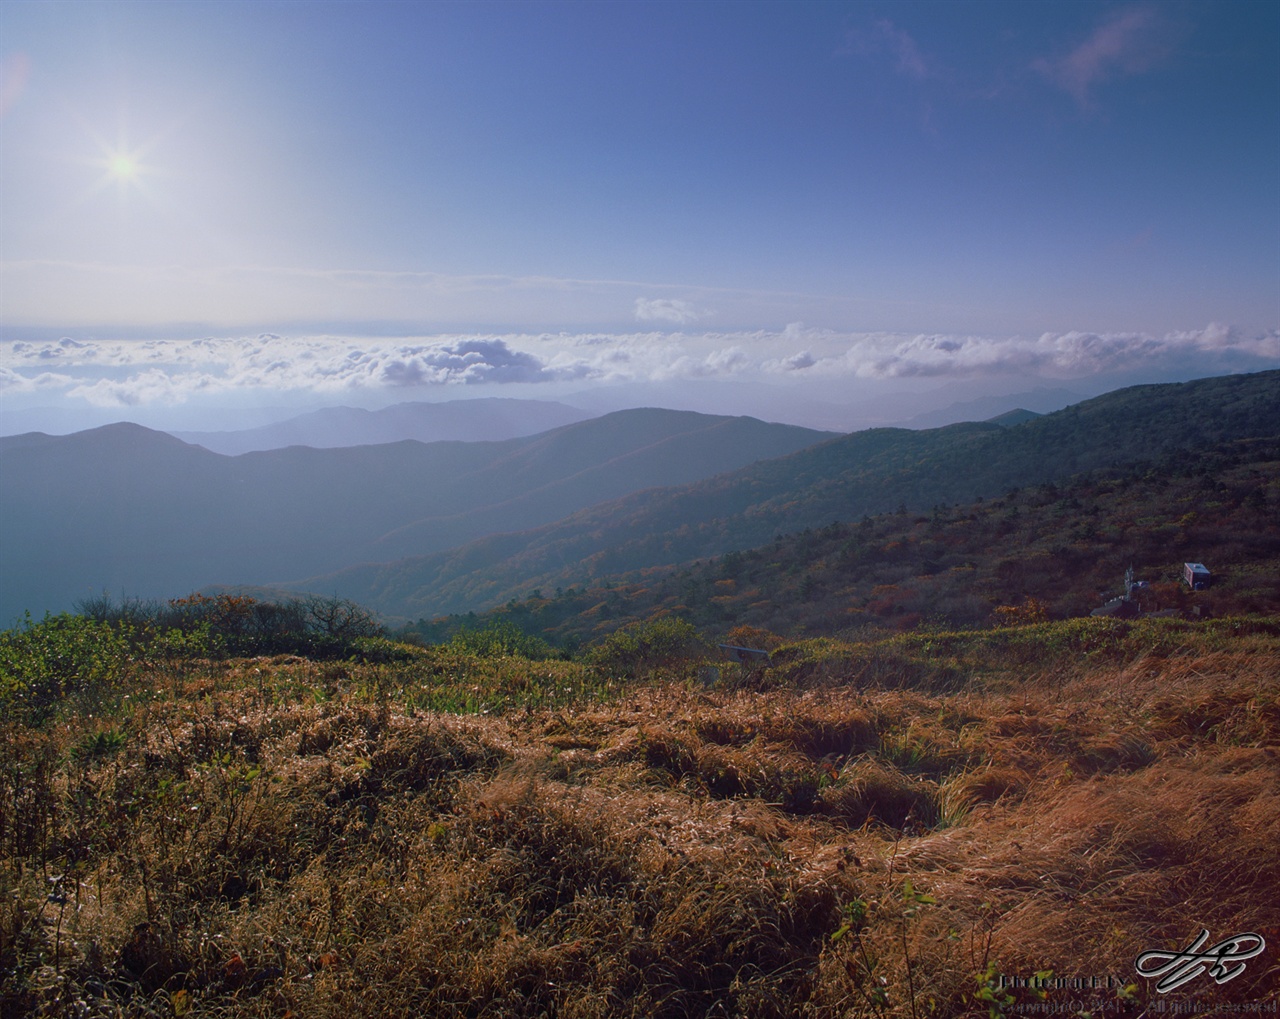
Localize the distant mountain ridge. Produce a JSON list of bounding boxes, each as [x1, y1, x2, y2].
[[896, 387, 1080, 429], [293, 371, 1280, 620], [172, 397, 594, 454], [0, 409, 832, 622]]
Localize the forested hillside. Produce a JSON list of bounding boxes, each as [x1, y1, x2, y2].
[[410, 435, 1280, 647], [317, 370, 1280, 621]]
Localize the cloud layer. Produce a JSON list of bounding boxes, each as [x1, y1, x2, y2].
[[2, 324, 1275, 409]]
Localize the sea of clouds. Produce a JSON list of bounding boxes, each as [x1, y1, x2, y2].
[[1, 323, 1276, 410]]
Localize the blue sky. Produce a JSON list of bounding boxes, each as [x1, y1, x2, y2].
[[1, 1, 1277, 430]]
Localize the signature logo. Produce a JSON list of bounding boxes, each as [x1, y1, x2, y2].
[[1134, 929, 1266, 993]]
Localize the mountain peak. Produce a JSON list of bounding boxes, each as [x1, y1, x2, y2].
[[987, 408, 1042, 427]]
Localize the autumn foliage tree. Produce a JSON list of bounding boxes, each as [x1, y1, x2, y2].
[[992, 597, 1049, 626]]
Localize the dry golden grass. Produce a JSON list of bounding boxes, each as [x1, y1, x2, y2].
[[3, 638, 1278, 1016]]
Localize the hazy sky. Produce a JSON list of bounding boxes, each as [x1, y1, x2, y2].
[[1, 1, 1277, 430]]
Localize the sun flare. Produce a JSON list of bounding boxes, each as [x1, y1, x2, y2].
[[92, 140, 149, 191], [109, 154, 139, 180]]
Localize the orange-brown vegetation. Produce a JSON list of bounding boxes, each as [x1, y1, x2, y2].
[[3, 620, 1278, 1016]]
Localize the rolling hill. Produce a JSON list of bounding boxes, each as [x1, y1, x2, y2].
[[297, 370, 1280, 620], [0, 409, 832, 623]]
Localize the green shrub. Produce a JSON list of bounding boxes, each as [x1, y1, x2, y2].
[[586, 616, 706, 678], [0, 613, 134, 723], [447, 620, 557, 660]]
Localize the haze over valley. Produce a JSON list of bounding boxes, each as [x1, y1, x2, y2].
[[1, 406, 834, 623]]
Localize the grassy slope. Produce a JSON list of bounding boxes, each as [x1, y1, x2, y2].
[[3, 617, 1278, 1016]]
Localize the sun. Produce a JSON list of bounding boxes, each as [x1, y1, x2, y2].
[[90, 141, 150, 191], [109, 153, 139, 180], [76, 121, 166, 209]]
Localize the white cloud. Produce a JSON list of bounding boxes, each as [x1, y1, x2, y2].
[[779, 351, 817, 371], [66, 369, 217, 407], [0, 366, 73, 392], [0, 337, 543, 406], [634, 298, 703, 325], [836, 324, 1279, 378], [377, 338, 593, 386]]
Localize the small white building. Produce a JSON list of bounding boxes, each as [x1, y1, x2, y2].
[[1183, 562, 1212, 590]]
